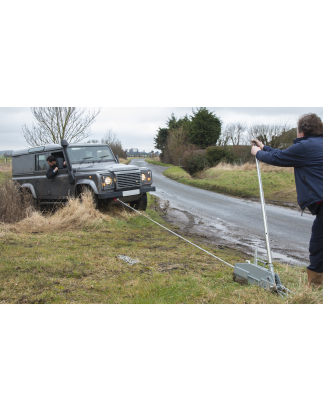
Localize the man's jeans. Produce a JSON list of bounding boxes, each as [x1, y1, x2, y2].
[[308, 206, 323, 272]]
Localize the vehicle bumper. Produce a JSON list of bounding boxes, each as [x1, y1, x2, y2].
[[98, 186, 155, 199]]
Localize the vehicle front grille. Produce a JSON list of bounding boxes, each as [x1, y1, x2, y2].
[[115, 171, 141, 190]]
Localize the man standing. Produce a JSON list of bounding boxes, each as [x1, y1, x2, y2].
[[251, 113, 323, 287], [46, 155, 66, 179]]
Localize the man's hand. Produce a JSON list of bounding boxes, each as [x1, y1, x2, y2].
[[252, 139, 264, 150], [63, 161, 66, 166], [251, 146, 261, 156], [54, 167, 58, 172]]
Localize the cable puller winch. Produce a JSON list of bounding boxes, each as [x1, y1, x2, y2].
[[232, 144, 292, 296]]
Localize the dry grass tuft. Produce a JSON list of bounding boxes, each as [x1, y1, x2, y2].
[[214, 161, 294, 174], [10, 192, 109, 234], [0, 163, 12, 173], [0, 175, 35, 224], [97, 201, 134, 222], [0, 224, 9, 238]]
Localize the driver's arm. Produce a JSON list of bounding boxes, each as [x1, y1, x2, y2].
[[46, 167, 57, 179]]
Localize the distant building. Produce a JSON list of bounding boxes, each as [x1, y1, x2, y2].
[[126, 148, 156, 157]]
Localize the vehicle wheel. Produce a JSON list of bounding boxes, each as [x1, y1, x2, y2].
[[131, 193, 147, 211]]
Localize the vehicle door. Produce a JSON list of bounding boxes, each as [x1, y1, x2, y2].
[[48, 151, 70, 198], [34, 153, 51, 199]]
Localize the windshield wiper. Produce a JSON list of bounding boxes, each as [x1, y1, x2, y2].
[[98, 155, 110, 163], [79, 156, 93, 164]]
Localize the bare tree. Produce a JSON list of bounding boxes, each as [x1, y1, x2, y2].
[[101, 128, 126, 158], [222, 122, 247, 146], [217, 132, 230, 147], [247, 122, 292, 147], [22, 107, 100, 146], [101, 128, 118, 146]]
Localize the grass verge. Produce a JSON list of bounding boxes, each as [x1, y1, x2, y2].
[[0, 192, 319, 304], [145, 159, 173, 167], [163, 162, 297, 205]]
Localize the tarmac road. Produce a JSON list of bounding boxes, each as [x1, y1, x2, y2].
[[132, 159, 315, 267]]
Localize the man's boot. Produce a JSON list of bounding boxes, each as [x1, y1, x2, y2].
[[307, 269, 323, 288]]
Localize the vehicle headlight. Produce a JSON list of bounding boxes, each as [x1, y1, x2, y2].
[[141, 173, 147, 181], [105, 176, 113, 185]]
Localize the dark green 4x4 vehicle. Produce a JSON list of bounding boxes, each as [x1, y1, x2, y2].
[[12, 140, 155, 210]]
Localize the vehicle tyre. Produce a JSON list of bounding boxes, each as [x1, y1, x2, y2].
[[131, 193, 147, 211]]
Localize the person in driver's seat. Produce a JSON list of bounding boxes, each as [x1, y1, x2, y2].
[[46, 155, 66, 179]]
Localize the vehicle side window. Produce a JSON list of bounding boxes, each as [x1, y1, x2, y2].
[[35, 154, 48, 171], [51, 151, 66, 168]]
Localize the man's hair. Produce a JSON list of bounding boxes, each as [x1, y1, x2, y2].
[[46, 155, 57, 163], [298, 113, 323, 136]]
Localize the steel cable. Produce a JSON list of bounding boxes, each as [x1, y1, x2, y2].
[[116, 199, 234, 268]]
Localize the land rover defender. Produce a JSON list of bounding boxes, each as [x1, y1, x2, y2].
[[12, 140, 155, 210]]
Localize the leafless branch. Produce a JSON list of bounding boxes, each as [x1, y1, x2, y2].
[[222, 122, 247, 146], [101, 129, 126, 158], [247, 122, 292, 146], [22, 107, 101, 146]]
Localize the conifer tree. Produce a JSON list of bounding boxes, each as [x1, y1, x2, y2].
[[189, 108, 221, 148]]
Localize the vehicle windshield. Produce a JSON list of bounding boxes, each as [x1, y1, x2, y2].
[[66, 146, 115, 164]]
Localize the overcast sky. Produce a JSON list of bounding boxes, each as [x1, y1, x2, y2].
[[1, 107, 323, 153]]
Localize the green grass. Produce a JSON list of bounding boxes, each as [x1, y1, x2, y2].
[[163, 166, 297, 204], [145, 159, 173, 167], [0, 194, 318, 304]]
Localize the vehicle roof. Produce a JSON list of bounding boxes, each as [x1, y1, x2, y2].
[[12, 143, 110, 157]]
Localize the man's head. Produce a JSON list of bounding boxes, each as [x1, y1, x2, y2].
[[46, 155, 57, 166], [297, 114, 323, 138]]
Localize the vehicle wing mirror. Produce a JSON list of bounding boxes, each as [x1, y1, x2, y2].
[[56, 158, 64, 168]]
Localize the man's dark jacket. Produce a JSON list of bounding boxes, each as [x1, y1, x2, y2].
[[46, 163, 58, 179], [256, 135, 323, 211]]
